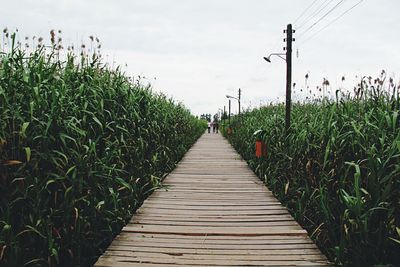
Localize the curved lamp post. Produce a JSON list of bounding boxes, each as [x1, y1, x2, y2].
[[263, 24, 294, 135], [226, 88, 241, 116], [263, 53, 286, 63]]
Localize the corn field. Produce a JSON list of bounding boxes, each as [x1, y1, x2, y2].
[[225, 79, 400, 266], [0, 33, 206, 266]]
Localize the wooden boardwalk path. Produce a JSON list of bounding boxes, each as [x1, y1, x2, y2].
[[95, 133, 331, 266]]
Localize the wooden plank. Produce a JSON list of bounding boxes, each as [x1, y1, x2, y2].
[[142, 199, 280, 205], [135, 208, 290, 216], [130, 216, 297, 223], [103, 251, 328, 261], [107, 246, 323, 255], [128, 220, 299, 227], [96, 256, 330, 266], [94, 133, 331, 266], [123, 225, 306, 236], [109, 241, 320, 250], [116, 233, 315, 243], [140, 204, 287, 210]]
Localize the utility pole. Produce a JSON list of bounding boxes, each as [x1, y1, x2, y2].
[[238, 88, 241, 115], [228, 99, 231, 126], [223, 105, 226, 127], [284, 24, 294, 134]]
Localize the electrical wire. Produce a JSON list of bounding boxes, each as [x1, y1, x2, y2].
[[296, 0, 336, 29], [269, 0, 338, 55], [297, 0, 348, 39], [293, 0, 319, 26], [299, 0, 364, 46], [296, 0, 333, 29]]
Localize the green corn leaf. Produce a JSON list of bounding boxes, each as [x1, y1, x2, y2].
[[17, 225, 46, 239], [116, 177, 132, 192], [93, 116, 103, 130], [20, 122, 30, 137], [24, 147, 31, 162]]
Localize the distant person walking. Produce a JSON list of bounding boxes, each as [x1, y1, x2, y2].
[[207, 121, 211, 133], [212, 122, 216, 133], [215, 122, 219, 133]]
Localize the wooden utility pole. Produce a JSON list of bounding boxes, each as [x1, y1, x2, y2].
[[223, 105, 226, 127], [228, 99, 231, 126], [238, 88, 241, 115], [285, 24, 294, 134]]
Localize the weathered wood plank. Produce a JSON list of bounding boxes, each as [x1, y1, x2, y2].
[[96, 256, 330, 266], [116, 232, 316, 242], [107, 246, 323, 255], [102, 251, 328, 261], [110, 241, 320, 250]]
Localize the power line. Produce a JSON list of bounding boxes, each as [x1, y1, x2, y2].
[[299, 0, 365, 46], [297, 0, 348, 39], [296, 0, 333, 29], [297, 0, 346, 36], [293, 0, 319, 26], [296, 0, 336, 29]]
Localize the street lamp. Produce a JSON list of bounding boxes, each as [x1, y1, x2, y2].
[[264, 24, 294, 135], [263, 53, 286, 63], [226, 88, 241, 115], [228, 99, 231, 126], [226, 95, 239, 116]]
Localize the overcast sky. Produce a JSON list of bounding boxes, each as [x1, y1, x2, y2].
[[2, 0, 399, 115]]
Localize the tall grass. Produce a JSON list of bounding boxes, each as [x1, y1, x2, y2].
[[0, 32, 206, 266], [225, 78, 400, 266]]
